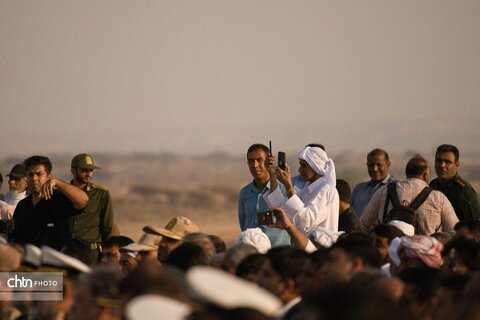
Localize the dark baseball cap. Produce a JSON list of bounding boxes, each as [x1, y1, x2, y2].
[[71, 154, 101, 170], [6, 164, 26, 179]]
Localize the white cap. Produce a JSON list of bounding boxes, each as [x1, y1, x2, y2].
[[125, 294, 191, 320], [24, 244, 42, 267], [234, 228, 271, 254], [41, 246, 91, 274], [388, 220, 414, 236], [187, 266, 282, 316]]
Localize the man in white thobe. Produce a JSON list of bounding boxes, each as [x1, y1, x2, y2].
[[263, 146, 339, 235]]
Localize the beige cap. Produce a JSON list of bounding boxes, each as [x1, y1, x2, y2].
[[121, 233, 161, 252], [144, 217, 200, 240]]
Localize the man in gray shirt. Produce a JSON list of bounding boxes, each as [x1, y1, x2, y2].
[[350, 148, 394, 217]]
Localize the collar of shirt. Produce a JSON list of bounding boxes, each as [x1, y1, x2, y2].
[[249, 179, 271, 194], [405, 177, 429, 188], [307, 176, 327, 193], [6, 190, 27, 201], [70, 180, 92, 192], [368, 174, 393, 187], [437, 174, 460, 187]]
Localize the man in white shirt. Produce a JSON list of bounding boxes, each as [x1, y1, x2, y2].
[[264, 146, 339, 235]]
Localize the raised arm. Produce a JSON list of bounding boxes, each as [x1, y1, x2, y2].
[[270, 207, 309, 250], [40, 178, 88, 209]]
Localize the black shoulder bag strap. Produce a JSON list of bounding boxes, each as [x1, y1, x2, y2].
[[383, 182, 399, 223], [409, 187, 433, 210]]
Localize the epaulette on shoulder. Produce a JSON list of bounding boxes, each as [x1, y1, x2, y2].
[[91, 183, 109, 191], [455, 178, 466, 188]]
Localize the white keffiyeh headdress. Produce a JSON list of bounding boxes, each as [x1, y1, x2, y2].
[[298, 146, 336, 204]]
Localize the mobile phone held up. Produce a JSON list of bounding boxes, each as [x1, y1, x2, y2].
[[278, 151, 286, 170], [257, 210, 276, 225]]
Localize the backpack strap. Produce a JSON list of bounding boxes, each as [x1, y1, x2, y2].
[[383, 182, 399, 223], [409, 187, 433, 210]]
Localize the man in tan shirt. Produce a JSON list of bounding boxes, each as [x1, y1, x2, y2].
[[361, 155, 458, 235]]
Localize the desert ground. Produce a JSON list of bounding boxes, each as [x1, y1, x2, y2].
[[1, 150, 479, 245]]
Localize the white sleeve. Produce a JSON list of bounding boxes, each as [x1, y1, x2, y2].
[[281, 187, 331, 234], [304, 239, 318, 253], [263, 187, 287, 208]]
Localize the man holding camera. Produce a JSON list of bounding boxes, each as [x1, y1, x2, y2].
[[238, 144, 291, 247], [264, 146, 339, 235]]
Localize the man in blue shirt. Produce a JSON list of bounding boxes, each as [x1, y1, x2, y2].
[[350, 148, 394, 217], [238, 144, 290, 247]]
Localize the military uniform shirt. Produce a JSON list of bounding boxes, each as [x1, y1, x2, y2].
[[68, 182, 113, 244], [430, 175, 480, 221]]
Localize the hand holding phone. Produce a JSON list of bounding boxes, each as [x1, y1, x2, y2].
[[277, 152, 286, 170], [257, 210, 276, 225]]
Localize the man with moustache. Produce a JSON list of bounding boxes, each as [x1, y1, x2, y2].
[[351, 148, 395, 217], [12, 156, 88, 250], [430, 144, 480, 221]]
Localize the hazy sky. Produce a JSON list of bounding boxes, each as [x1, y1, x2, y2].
[[1, 1, 479, 157]]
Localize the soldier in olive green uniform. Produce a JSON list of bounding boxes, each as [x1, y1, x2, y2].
[[430, 144, 480, 221], [68, 154, 114, 265]]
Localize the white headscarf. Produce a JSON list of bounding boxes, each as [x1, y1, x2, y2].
[[388, 236, 443, 268], [298, 146, 336, 203], [235, 228, 272, 254]]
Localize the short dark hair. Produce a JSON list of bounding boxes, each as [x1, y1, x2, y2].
[[436, 144, 460, 162], [103, 236, 134, 249], [454, 219, 480, 233], [372, 224, 406, 242], [306, 143, 325, 151], [166, 242, 209, 271], [247, 144, 269, 156], [405, 155, 429, 178], [336, 179, 352, 203], [23, 155, 53, 174], [367, 149, 389, 161], [236, 253, 268, 279], [267, 246, 309, 282], [208, 234, 227, 253], [443, 238, 480, 273], [332, 232, 382, 268]]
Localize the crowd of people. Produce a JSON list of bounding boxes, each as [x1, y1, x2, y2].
[[0, 143, 479, 320]]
